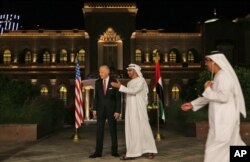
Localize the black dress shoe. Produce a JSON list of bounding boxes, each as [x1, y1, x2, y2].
[[89, 153, 102, 158], [112, 153, 120, 157]]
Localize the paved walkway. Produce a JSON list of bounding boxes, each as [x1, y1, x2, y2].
[[0, 121, 206, 162]]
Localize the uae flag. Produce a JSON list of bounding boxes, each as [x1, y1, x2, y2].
[[75, 59, 84, 129], [155, 61, 165, 122]]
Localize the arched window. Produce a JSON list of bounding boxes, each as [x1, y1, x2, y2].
[[43, 51, 50, 64], [78, 49, 85, 63], [171, 84, 180, 101], [135, 49, 142, 63], [25, 51, 32, 63], [3, 49, 11, 64], [187, 51, 194, 63], [59, 86, 67, 105], [60, 49, 67, 63], [169, 50, 177, 63], [40, 86, 49, 96]]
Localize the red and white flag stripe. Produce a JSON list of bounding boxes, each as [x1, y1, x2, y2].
[[75, 62, 83, 128]]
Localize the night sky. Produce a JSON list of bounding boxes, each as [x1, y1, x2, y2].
[[0, 0, 249, 32]]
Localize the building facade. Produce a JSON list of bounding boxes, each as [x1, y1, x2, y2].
[[0, 2, 249, 119]]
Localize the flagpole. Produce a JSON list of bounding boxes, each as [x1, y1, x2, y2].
[[154, 52, 163, 142], [155, 93, 161, 141], [72, 53, 83, 142]]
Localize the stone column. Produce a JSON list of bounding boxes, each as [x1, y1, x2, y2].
[[164, 79, 170, 107], [164, 52, 168, 63], [32, 52, 37, 63], [84, 86, 92, 120], [51, 52, 56, 63], [50, 79, 57, 97], [70, 52, 75, 63], [145, 52, 150, 63]]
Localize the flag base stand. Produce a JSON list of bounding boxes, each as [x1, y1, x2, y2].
[[73, 133, 80, 142], [155, 132, 164, 142], [72, 128, 81, 142]]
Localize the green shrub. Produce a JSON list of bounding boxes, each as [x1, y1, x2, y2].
[[0, 75, 66, 138], [165, 100, 187, 131], [0, 96, 65, 138], [235, 67, 250, 121], [64, 103, 75, 126], [0, 75, 40, 123], [183, 67, 250, 122], [0, 75, 40, 104], [21, 96, 65, 138]]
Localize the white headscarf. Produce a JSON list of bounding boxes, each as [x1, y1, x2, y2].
[[127, 63, 143, 78], [206, 52, 246, 118], [127, 63, 149, 94]]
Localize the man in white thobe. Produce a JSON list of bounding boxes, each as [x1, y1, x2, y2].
[[181, 51, 246, 162], [111, 63, 157, 160]]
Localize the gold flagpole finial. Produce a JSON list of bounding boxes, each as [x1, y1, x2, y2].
[[153, 51, 160, 63]]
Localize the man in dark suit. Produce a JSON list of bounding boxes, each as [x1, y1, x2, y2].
[[89, 65, 121, 158]]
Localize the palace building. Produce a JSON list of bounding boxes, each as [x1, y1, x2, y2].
[[0, 2, 249, 120]]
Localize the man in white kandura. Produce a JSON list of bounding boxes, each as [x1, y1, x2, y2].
[[111, 63, 158, 160], [181, 51, 247, 162]]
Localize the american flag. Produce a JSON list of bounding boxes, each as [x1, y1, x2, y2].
[[75, 60, 83, 128]]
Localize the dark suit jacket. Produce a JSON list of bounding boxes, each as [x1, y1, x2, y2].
[[93, 77, 121, 117]]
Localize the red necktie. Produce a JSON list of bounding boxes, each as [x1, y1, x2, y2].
[[103, 79, 106, 95]]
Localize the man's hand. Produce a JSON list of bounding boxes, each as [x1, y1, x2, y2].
[[204, 80, 213, 89], [111, 80, 122, 88], [114, 112, 120, 120], [181, 102, 193, 111]]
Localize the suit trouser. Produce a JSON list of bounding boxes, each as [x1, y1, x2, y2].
[[95, 112, 118, 155]]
